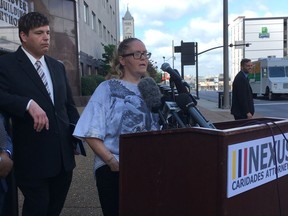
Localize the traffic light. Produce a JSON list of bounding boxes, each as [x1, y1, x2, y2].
[[174, 41, 196, 66], [181, 42, 195, 65]]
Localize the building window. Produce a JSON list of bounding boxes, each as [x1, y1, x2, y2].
[[91, 11, 96, 31], [98, 19, 102, 38], [103, 25, 107, 42], [87, 65, 92, 75], [110, 6, 112, 18], [80, 62, 84, 76], [84, 1, 89, 24]]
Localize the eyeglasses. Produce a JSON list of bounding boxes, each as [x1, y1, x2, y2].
[[122, 51, 151, 60]]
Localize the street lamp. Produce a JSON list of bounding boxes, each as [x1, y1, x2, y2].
[[198, 43, 250, 56], [195, 42, 251, 100], [229, 43, 251, 48], [163, 56, 176, 68]]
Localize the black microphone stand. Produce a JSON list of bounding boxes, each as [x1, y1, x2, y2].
[[162, 101, 187, 129], [176, 93, 216, 129], [161, 63, 215, 129], [169, 78, 177, 101]]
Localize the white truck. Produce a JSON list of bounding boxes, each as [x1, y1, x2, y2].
[[249, 56, 288, 100]]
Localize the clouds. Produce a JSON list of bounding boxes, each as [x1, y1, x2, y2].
[[119, 0, 287, 77], [120, 0, 202, 18], [119, 0, 225, 75]]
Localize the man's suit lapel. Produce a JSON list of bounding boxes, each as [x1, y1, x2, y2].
[[16, 48, 53, 104], [44, 56, 58, 105], [0, 179, 7, 193]]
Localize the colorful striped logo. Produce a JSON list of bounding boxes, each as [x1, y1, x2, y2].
[[227, 134, 288, 198]]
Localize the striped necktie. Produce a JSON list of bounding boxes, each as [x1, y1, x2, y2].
[[35, 60, 51, 97]]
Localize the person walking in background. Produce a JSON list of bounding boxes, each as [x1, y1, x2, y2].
[[73, 37, 160, 216], [231, 58, 255, 120], [0, 113, 13, 215], [0, 12, 80, 216]]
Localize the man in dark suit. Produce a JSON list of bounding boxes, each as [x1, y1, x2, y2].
[[0, 12, 80, 216], [231, 58, 255, 120], [0, 113, 13, 215]]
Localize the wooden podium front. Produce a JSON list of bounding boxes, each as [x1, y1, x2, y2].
[[119, 118, 288, 216]]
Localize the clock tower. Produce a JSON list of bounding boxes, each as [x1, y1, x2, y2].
[[122, 6, 134, 39]]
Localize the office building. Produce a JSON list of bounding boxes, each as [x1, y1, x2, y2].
[[78, 0, 120, 77], [230, 16, 288, 79]]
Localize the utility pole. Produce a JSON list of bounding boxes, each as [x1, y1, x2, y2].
[[223, 0, 230, 109], [172, 40, 175, 69]]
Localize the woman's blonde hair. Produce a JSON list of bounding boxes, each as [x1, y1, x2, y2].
[[106, 37, 144, 79]]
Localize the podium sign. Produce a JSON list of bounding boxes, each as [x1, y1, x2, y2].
[[119, 118, 288, 216], [227, 133, 288, 198]]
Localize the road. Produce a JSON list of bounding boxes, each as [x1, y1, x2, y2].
[[197, 90, 288, 118]]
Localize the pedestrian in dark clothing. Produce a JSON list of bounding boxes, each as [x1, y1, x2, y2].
[[231, 58, 255, 120]]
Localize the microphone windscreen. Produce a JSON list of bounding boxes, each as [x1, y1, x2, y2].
[[138, 77, 162, 112]]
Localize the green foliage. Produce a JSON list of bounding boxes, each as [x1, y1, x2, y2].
[[147, 60, 163, 83], [102, 43, 116, 63], [147, 61, 157, 79], [154, 72, 163, 83], [101, 43, 116, 76], [81, 75, 106, 96]]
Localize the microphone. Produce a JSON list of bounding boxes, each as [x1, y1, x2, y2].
[[162, 100, 186, 128], [138, 77, 169, 128], [138, 77, 162, 112], [161, 63, 189, 94], [175, 93, 216, 129]]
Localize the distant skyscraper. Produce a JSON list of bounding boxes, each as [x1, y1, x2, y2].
[[122, 6, 134, 39]]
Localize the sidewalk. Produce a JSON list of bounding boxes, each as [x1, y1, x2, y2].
[[196, 98, 235, 123], [17, 98, 246, 216]]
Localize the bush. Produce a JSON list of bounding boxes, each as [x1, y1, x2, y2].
[[81, 75, 106, 96]]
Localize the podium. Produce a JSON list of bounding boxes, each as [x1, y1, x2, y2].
[[119, 118, 288, 216]]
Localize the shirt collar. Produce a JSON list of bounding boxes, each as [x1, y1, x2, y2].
[[241, 71, 249, 78], [21, 46, 45, 66]]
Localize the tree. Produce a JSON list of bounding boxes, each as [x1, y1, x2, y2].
[[100, 43, 116, 77], [147, 60, 162, 83], [147, 61, 157, 79]]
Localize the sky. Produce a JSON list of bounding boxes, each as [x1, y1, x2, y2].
[[119, 0, 287, 78]]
